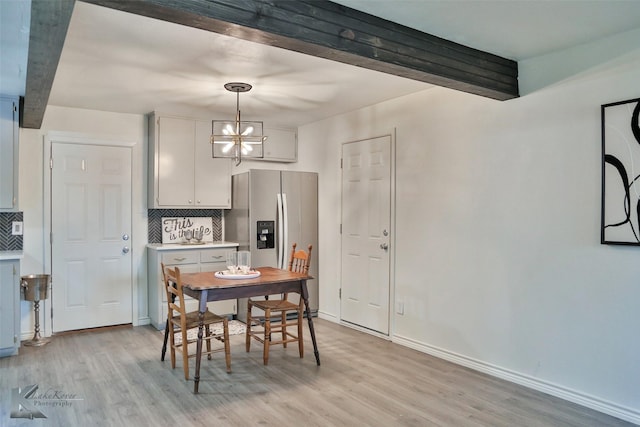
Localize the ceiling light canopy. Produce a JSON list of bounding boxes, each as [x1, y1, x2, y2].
[[211, 82, 267, 166]]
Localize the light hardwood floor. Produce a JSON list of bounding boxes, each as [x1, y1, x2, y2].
[[0, 319, 634, 427]]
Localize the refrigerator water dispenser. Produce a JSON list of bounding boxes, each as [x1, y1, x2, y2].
[[257, 220, 275, 249]]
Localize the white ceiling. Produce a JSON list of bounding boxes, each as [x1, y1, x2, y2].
[[2, 0, 640, 128]]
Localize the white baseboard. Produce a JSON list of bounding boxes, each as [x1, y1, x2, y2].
[[317, 311, 338, 322], [393, 334, 640, 425]]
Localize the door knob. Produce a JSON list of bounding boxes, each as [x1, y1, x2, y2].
[[122, 234, 129, 241], [380, 243, 388, 250], [122, 246, 130, 254]]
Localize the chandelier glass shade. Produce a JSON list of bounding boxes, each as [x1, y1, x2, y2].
[[211, 82, 267, 165]]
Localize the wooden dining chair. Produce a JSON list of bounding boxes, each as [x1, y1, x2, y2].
[[162, 263, 231, 379], [246, 243, 312, 365]]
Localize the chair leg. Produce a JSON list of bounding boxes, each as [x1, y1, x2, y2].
[[246, 301, 253, 352], [297, 306, 304, 358], [263, 308, 271, 365], [169, 324, 177, 369], [223, 318, 231, 373], [281, 310, 287, 348]]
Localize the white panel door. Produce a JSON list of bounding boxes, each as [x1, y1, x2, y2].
[[340, 136, 391, 334], [51, 143, 133, 332]]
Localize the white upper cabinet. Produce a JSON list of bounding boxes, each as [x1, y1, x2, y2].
[[261, 126, 297, 162], [148, 113, 231, 208], [0, 96, 19, 211], [194, 120, 231, 206]]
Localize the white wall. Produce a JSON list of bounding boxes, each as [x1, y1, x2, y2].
[[19, 106, 148, 336], [300, 39, 640, 422]]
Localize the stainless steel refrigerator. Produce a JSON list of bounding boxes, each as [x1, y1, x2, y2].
[[225, 169, 318, 322]]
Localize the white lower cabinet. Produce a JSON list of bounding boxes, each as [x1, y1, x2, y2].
[[148, 246, 237, 330], [0, 260, 20, 357]]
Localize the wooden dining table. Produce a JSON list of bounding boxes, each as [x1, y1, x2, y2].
[[180, 266, 320, 393]]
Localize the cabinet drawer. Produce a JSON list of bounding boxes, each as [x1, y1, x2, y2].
[[161, 251, 199, 265], [200, 248, 231, 264]]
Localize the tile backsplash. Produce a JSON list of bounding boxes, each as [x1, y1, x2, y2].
[[148, 209, 223, 243], [0, 210, 223, 249], [0, 212, 23, 250]]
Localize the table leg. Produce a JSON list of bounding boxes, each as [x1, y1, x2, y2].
[[193, 290, 208, 394], [161, 318, 169, 361], [301, 280, 320, 366]]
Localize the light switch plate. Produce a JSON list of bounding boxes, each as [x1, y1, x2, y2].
[[11, 221, 23, 236]]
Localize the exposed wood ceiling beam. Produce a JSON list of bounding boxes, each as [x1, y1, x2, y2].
[[22, 0, 519, 129], [83, 0, 519, 99], [21, 0, 75, 129]]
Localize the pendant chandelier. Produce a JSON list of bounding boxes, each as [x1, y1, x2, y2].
[[211, 82, 267, 166]]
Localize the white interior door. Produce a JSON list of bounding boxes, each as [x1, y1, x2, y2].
[[51, 142, 133, 332], [340, 135, 392, 334]]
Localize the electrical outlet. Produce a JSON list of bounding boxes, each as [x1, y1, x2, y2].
[[396, 301, 404, 315], [11, 221, 23, 236]]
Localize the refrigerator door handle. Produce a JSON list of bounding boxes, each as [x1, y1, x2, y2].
[[282, 192, 288, 269], [277, 193, 284, 269]]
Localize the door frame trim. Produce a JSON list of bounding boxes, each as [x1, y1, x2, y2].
[[43, 131, 136, 336], [339, 129, 396, 338]]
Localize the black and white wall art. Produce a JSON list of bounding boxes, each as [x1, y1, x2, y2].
[[601, 97, 640, 245]]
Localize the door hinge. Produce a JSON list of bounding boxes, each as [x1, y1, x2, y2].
[[340, 224, 342, 234], [340, 158, 343, 169], [49, 157, 53, 169], [339, 288, 341, 299]]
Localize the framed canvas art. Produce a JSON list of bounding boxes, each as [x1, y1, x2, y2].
[[601, 97, 640, 245]]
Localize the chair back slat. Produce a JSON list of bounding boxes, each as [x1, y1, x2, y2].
[[162, 263, 186, 317], [288, 243, 312, 273], [284, 243, 312, 300]]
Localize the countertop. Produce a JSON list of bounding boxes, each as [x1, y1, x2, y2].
[[147, 242, 239, 251], [0, 250, 23, 260]]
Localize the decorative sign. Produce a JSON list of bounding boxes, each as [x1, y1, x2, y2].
[[162, 217, 214, 244]]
